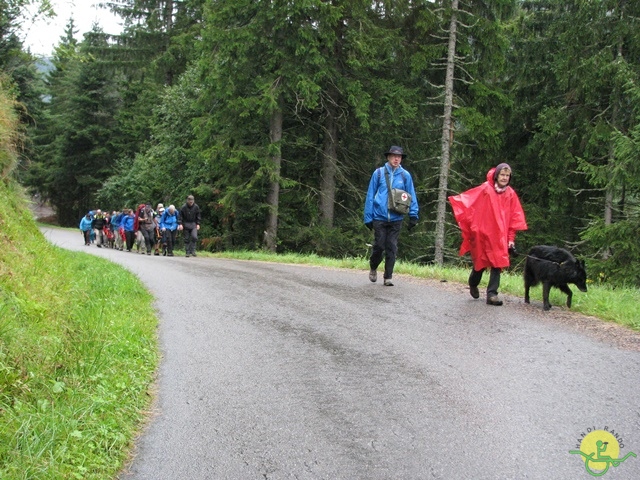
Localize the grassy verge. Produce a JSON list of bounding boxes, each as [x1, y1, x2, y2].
[[0, 182, 158, 479], [204, 250, 640, 331]]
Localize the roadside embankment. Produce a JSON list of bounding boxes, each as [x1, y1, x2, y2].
[[1, 86, 158, 479]]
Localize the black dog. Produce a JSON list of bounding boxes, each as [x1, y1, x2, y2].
[[524, 246, 587, 311]]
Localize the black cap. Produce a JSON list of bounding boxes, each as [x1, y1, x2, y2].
[[384, 145, 407, 158]]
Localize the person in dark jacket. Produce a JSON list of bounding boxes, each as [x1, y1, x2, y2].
[[137, 204, 157, 256], [178, 195, 201, 257], [91, 209, 107, 248], [363, 146, 419, 286]]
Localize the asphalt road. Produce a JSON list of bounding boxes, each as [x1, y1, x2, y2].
[[42, 227, 640, 480]]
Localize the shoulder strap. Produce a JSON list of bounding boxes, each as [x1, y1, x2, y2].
[[383, 167, 392, 190], [376, 166, 385, 190], [383, 168, 395, 211]]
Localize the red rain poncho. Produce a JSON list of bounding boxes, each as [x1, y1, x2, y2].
[[133, 203, 146, 231], [449, 168, 528, 270]]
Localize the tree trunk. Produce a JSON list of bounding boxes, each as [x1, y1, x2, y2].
[[319, 99, 338, 228], [603, 39, 625, 259], [319, 16, 345, 229], [434, 0, 459, 266], [264, 97, 283, 252], [164, 0, 175, 86]]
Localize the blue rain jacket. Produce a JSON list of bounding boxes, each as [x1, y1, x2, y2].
[[159, 210, 179, 231], [364, 163, 419, 223], [79, 216, 92, 231]]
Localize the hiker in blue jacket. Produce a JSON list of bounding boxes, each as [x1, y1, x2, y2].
[[120, 208, 136, 252], [79, 212, 93, 246], [363, 145, 419, 286], [111, 210, 125, 251], [159, 205, 180, 256]]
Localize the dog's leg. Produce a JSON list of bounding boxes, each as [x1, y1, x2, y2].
[[558, 284, 573, 308], [523, 262, 531, 304], [524, 279, 531, 304], [542, 282, 552, 310]]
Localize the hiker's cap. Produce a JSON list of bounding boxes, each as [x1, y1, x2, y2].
[[385, 145, 406, 158]]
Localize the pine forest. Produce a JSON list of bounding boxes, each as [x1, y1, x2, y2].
[[4, 0, 640, 286]]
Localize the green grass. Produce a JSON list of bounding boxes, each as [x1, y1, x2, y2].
[[204, 249, 640, 331], [1, 182, 158, 479]]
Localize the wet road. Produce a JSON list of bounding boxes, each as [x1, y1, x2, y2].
[[43, 227, 640, 480]]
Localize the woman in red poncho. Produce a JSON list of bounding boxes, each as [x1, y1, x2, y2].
[[448, 163, 528, 306]]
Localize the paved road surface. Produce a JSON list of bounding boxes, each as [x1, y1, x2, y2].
[[43, 227, 640, 480]]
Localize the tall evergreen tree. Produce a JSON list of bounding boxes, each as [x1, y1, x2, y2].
[[433, 0, 459, 265], [195, 0, 427, 251], [1, 0, 48, 167], [413, 0, 516, 264], [97, 64, 203, 211], [505, 0, 640, 260], [102, 0, 204, 85], [35, 24, 121, 225], [82, 0, 205, 180]]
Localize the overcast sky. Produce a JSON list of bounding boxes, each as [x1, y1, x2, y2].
[[20, 0, 122, 57]]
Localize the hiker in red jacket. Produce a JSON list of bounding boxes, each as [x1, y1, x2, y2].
[[449, 163, 528, 306]]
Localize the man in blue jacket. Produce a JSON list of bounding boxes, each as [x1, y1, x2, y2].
[[364, 146, 419, 286], [111, 210, 125, 251], [120, 208, 136, 252]]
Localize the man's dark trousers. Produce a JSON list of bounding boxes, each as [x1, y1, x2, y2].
[[183, 223, 198, 255], [370, 220, 403, 280]]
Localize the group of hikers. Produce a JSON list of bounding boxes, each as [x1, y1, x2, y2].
[[364, 145, 527, 306], [80, 145, 527, 306], [79, 195, 202, 257]]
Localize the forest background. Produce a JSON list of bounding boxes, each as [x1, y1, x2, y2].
[[3, 0, 640, 286]]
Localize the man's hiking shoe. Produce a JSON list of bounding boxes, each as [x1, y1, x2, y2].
[[369, 269, 377, 282], [185, 253, 190, 258], [486, 296, 503, 306], [383, 278, 394, 286], [192, 252, 197, 257], [469, 285, 480, 299]]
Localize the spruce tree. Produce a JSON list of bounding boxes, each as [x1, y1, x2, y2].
[[37, 24, 120, 225]]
